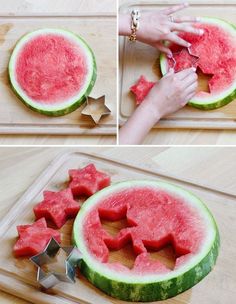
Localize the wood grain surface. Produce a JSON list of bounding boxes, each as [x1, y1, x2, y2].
[[0, 0, 117, 145], [119, 0, 236, 145], [0, 147, 236, 303]]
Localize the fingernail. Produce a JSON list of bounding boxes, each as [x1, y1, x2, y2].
[[188, 43, 191, 47], [199, 29, 204, 35], [167, 53, 173, 58]]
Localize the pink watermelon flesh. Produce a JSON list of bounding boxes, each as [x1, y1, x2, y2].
[[83, 187, 205, 274], [15, 33, 88, 104], [130, 75, 155, 104], [69, 164, 111, 197], [33, 188, 80, 228], [169, 48, 199, 73], [168, 23, 236, 95], [13, 218, 61, 258]]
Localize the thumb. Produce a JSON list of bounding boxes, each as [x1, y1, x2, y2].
[[165, 68, 174, 77]]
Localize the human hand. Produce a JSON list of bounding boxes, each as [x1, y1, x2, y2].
[[119, 67, 198, 144], [119, 2, 204, 57], [142, 67, 198, 122]]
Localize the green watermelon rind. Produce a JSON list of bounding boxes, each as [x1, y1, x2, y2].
[[73, 180, 220, 302], [8, 28, 97, 117], [160, 17, 236, 110]]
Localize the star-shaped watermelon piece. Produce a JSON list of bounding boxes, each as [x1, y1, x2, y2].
[[13, 218, 61, 258], [130, 75, 155, 105], [171, 48, 199, 72], [34, 188, 80, 228], [69, 163, 111, 197]]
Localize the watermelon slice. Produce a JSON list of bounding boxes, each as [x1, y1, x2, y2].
[[9, 28, 96, 116], [69, 164, 111, 197], [130, 75, 155, 104], [13, 218, 61, 257], [73, 180, 220, 302], [33, 189, 80, 228], [160, 17, 236, 110]]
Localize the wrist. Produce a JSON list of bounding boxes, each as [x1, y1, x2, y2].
[[137, 99, 161, 127], [119, 14, 131, 36]]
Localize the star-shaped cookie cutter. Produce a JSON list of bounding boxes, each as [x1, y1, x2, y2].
[[170, 47, 199, 70], [81, 95, 111, 124], [30, 238, 82, 289]]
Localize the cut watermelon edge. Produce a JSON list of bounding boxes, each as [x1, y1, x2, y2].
[[72, 180, 220, 301], [8, 28, 97, 116], [160, 17, 236, 110]]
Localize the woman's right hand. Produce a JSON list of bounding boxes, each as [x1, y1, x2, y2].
[[142, 67, 198, 122], [119, 67, 198, 145]]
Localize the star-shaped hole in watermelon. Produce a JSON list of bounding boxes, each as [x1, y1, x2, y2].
[[196, 66, 214, 94], [13, 218, 61, 258], [99, 208, 189, 272], [34, 188, 80, 229], [83, 189, 203, 275], [101, 217, 177, 270], [101, 223, 185, 271], [68, 163, 111, 197]]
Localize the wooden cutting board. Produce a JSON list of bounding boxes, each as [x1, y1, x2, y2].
[[119, 0, 236, 129], [0, 152, 235, 304], [0, 12, 116, 135]]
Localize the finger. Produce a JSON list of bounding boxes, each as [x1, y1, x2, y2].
[[185, 81, 198, 94], [155, 42, 172, 57], [175, 67, 196, 80], [164, 67, 175, 77], [180, 98, 189, 107], [170, 23, 204, 35], [183, 72, 198, 87], [180, 93, 196, 106], [185, 91, 196, 102], [166, 32, 191, 47], [173, 16, 200, 23], [162, 2, 189, 15]]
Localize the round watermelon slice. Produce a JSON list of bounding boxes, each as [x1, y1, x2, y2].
[[9, 29, 96, 116], [73, 180, 219, 302], [160, 17, 236, 110]]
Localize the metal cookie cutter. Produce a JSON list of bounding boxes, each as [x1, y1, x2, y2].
[[30, 238, 83, 289], [81, 95, 111, 124], [170, 47, 199, 70]]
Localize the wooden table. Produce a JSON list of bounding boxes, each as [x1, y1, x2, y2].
[[0, 146, 236, 303], [0, 0, 117, 145], [119, 0, 236, 145]]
